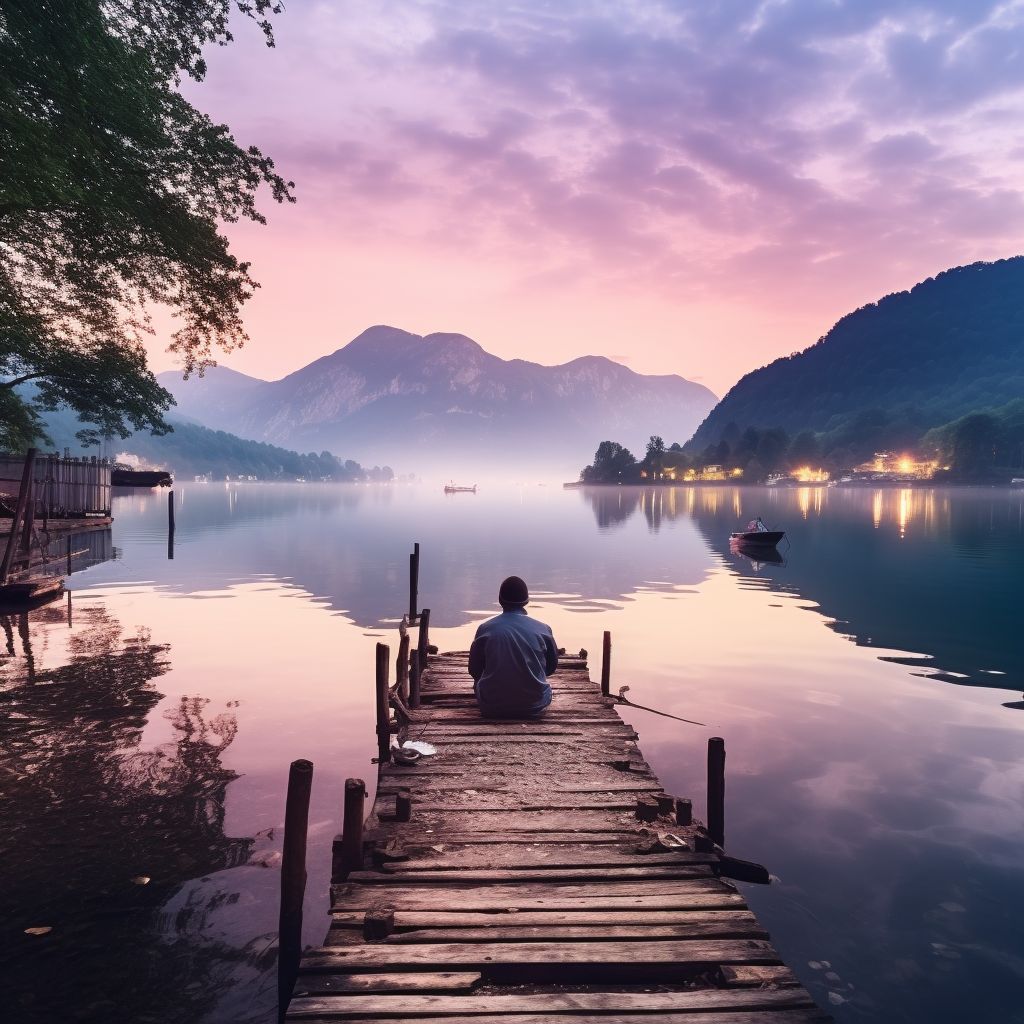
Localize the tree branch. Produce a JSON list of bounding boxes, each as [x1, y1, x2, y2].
[[0, 372, 49, 390]]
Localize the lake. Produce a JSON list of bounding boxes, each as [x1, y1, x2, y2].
[[3, 482, 1023, 1024]]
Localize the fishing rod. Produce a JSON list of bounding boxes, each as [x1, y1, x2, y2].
[[612, 686, 707, 726]]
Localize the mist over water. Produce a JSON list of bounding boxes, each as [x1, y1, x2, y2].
[[3, 482, 1023, 1024]]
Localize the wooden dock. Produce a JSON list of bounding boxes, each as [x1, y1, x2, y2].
[[282, 632, 828, 1022]]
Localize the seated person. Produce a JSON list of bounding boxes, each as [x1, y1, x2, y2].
[[468, 576, 558, 718]]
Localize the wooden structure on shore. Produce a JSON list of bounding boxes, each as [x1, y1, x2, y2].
[[0, 451, 112, 519], [278, 555, 828, 1023], [0, 449, 115, 605]]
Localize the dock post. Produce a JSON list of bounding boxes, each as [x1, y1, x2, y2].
[[332, 777, 366, 882], [20, 472, 35, 553], [167, 490, 175, 560], [66, 535, 72, 577], [396, 632, 411, 702], [375, 642, 392, 763], [417, 607, 430, 661], [600, 630, 612, 697], [409, 649, 421, 708], [707, 736, 726, 848], [277, 758, 313, 1021], [408, 542, 419, 622], [0, 448, 37, 586]]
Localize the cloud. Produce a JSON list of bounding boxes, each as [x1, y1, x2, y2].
[[179, 0, 1024, 388]]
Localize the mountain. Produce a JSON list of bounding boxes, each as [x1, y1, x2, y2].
[[158, 326, 717, 473], [688, 257, 1024, 456]]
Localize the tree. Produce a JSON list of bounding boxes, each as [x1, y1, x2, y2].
[[949, 413, 1000, 477], [756, 428, 790, 471], [0, 0, 294, 447], [643, 435, 666, 478], [786, 430, 820, 469], [582, 441, 638, 483]]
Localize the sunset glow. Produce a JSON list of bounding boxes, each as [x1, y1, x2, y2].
[[154, 1, 1024, 393]]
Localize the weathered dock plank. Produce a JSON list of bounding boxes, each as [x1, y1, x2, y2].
[[284, 645, 826, 1022]]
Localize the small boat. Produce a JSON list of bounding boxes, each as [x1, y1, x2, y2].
[[443, 483, 477, 494], [730, 517, 785, 546], [111, 466, 173, 488]]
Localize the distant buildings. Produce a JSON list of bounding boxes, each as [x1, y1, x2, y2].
[[852, 452, 943, 481]]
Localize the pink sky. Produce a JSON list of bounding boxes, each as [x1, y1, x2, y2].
[[155, 1, 1024, 396]]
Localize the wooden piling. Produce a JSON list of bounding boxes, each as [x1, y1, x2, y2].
[[278, 758, 313, 1020], [167, 489, 175, 560], [707, 736, 726, 849], [675, 797, 693, 826], [332, 777, 366, 882], [396, 633, 411, 702], [395, 789, 412, 822], [409, 649, 421, 708], [408, 543, 420, 622], [0, 448, 37, 586], [417, 607, 431, 662], [20, 472, 35, 553], [600, 630, 612, 697], [375, 642, 392, 763], [66, 535, 72, 577]]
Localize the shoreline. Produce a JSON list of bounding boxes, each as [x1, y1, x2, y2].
[[564, 479, 1024, 490]]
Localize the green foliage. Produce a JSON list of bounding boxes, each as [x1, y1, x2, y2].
[[0, 0, 294, 445], [689, 258, 1024, 454], [581, 441, 639, 483], [925, 400, 1024, 479]]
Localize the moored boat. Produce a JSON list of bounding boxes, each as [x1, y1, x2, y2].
[[111, 466, 173, 487], [730, 517, 785, 546], [443, 483, 477, 493]]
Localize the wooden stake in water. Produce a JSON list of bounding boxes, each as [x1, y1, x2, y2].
[[332, 777, 366, 882], [408, 542, 420, 622], [375, 642, 392, 763], [167, 490, 175, 560], [397, 632, 411, 702], [707, 736, 726, 849], [600, 630, 612, 697], [409, 649, 421, 708], [278, 758, 313, 1020]]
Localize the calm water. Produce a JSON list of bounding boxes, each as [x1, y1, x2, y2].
[[3, 483, 1024, 1024]]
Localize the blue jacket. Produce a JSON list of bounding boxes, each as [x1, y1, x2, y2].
[[469, 608, 558, 717]]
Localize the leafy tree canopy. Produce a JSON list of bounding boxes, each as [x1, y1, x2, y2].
[[0, 0, 294, 449], [581, 441, 638, 483]]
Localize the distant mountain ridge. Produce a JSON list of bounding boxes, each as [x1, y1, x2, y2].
[[158, 326, 717, 472], [688, 257, 1024, 454]]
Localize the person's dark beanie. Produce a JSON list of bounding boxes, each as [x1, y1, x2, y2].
[[499, 575, 529, 607]]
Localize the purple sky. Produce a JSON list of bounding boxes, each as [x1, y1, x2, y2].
[[165, 0, 1024, 394]]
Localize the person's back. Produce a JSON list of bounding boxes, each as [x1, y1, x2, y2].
[[469, 576, 558, 718]]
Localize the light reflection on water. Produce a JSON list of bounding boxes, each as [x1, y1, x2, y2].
[[2, 483, 1023, 1024]]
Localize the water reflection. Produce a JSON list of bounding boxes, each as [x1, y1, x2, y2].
[[0, 603, 255, 1024], [8, 482, 1024, 1024], [580, 485, 1024, 696]]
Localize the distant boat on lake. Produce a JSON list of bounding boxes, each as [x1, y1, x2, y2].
[[443, 483, 477, 494], [730, 517, 785, 547]]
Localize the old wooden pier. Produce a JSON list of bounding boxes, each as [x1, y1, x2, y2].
[[280, 558, 827, 1022]]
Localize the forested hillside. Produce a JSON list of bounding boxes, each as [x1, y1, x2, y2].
[[31, 401, 389, 482], [688, 258, 1024, 464]]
